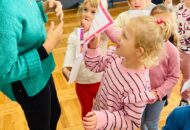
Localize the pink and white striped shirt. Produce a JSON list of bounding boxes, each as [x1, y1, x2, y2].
[[85, 47, 155, 130]]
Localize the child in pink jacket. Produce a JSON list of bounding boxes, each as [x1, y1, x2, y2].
[[141, 5, 180, 130]]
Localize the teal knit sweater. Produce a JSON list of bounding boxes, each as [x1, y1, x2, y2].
[[0, 0, 55, 100]]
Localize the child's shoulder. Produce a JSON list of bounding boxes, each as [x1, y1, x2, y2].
[[165, 41, 179, 57], [172, 106, 190, 119], [166, 41, 178, 51], [117, 11, 130, 18]]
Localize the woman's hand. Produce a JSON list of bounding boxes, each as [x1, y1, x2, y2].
[[43, 0, 63, 21], [43, 21, 63, 54]]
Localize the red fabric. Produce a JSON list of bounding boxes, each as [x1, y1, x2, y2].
[[76, 82, 100, 117]]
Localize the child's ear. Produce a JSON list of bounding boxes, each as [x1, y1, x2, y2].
[[136, 47, 144, 57]]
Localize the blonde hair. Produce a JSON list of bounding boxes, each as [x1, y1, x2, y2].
[[78, 0, 99, 14], [125, 16, 172, 67], [151, 4, 178, 46]]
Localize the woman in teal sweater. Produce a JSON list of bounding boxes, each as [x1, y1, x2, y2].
[[0, 0, 63, 130]]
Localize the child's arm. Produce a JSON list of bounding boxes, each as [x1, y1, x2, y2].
[[154, 44, 180, 100], [104, 12, 125, 44], [63, 31, 77, 68], [83, 91, 155, 130], [62, 32, 77, 79], [104, 25, 122, 44], [83, 102, 146, 129], [85, 34, 116, 73]]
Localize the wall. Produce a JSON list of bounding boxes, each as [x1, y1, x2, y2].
[[60, 0, 126, 9]]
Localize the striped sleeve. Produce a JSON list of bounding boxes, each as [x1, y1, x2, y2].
[[94, 102, 147, 130], [84, 47, 116, 73], [105, 25, 122, 44], [94, 89, 155, 130]]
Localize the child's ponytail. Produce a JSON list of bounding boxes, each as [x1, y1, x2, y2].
[[156, 18, 172, 41]]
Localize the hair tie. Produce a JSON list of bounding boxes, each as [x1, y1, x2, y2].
[[156, 18, 164, 25]]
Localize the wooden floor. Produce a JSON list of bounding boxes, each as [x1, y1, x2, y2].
[[0, 2, 182, 130]]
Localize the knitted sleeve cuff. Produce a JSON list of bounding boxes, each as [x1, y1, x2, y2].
[[23, 49, 43, 77]]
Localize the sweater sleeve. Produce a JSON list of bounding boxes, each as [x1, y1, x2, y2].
[[105, 12, 128, 44], [94, 102, 147, 129], [0, 11, 43, 85], [155, 44, 180, 100], [63, 32, 77, 68], [37, 1, 48, 22], [84, 47, 116, 73], [105, 25, 122, 44], [94, 80, 155, 129]]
